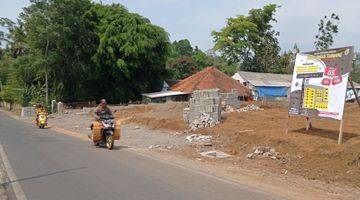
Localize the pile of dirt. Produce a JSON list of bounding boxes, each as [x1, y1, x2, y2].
[[194, 103, 360, 187], [115, 104, 155, 119], [115, 102, 188, 132]]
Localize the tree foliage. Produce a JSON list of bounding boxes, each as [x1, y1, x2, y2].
[[167, 56, 198, 79], [166, 38, 237, 79], [0, 0, 170, 105], [88, 4, 170, 102], [212, 4, 281, 73], [170, 39, 193, 57], [351, 52, 360, 83], [315, 13, 340, 50]]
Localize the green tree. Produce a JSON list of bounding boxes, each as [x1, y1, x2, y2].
[[315, 13, 340, 50], [167, 56, 198, 79], [192, 47, 213, 70], [0, 0, 170, 104], [1, 0, 98, 104], [278, 44, 301, 74], [170, 39, 193, 57], [88, 3, 170, 102], [212, 4, 281, 73], [351, 52, 360, 83]]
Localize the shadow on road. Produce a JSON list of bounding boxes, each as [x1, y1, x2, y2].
[[1, 167, 86, 186], [95, 145, 129, 151]]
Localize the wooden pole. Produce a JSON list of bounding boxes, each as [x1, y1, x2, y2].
[[338, 119, 344, 145], [306, 117, 312, 131]]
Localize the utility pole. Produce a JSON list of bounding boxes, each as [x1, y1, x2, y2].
[[45, 39, 49, 106], [0, 77, 3, 91]]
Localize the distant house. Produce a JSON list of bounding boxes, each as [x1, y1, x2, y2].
[[233, 71, 360, 100], [232, 71, 292, 100], [141, 90, 190, 103], [346, 81, 360, 101], [172, 67, 251, 96], [142, 67, 251, 103]]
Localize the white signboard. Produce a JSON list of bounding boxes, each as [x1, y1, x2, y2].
[[289, 47, 354, 120]]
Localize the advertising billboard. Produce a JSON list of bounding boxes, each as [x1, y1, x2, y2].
[[289, 46, 354, 120]]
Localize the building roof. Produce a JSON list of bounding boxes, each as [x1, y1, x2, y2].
[[171, 67, 251, 97], [142, 91, 189, 99], [233, 71, 360, 89], [233, 71, 292, 87]]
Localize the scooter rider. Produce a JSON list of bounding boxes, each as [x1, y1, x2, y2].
[[35, 103, 47, 125]]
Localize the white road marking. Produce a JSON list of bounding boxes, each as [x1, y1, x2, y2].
[[0, 141, 27, 200]]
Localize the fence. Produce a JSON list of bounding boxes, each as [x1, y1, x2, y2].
[[63, 101, 96, 109]]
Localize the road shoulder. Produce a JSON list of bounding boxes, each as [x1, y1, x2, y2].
[[0, 140, 27, 200]]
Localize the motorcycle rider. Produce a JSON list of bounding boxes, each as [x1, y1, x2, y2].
[[88, 99, 113, 139], [94, 99, 113, 120], [35, 103, 47, 125]]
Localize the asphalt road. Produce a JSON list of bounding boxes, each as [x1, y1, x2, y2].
[[0, 112, 282, 200]]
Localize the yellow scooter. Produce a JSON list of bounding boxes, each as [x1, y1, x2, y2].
[[37, 112, 48, 129]]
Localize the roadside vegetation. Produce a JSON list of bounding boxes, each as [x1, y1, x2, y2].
[[0, 1, 359, 106]]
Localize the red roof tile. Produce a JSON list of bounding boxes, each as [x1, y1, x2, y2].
[[171, 67, 251, 97]]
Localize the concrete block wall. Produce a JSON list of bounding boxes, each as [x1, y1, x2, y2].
[[221, 89, 241, 109], [184, 89, 221, 123], [21, 107, 36, 117]]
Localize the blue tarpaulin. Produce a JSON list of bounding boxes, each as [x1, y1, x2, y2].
[[256, 86, 288, 99]]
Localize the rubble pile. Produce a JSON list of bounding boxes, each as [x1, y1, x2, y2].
[[237, 104, 263, 112], [200, 150, 231, 158], [186, 134, 213, 146], [190, 112, 219, 130], [247, 146, 279, 160]]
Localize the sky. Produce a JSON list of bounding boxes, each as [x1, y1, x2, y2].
[[1, 0, 360, 52]]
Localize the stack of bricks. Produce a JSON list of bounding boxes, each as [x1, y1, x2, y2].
[[183, 89, 221, 123], [221, 89, 241, 109]]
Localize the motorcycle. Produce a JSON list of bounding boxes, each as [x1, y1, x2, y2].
[[37, 112, 47, 129], [91, 115, 120, 150]]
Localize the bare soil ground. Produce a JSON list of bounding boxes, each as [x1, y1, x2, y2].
[[116, 101, 360, 189], [115, 102, 189, 132]]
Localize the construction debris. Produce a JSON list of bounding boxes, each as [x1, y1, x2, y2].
[[148, 145, 161, 149], [200, 150, 231, 158], [238, 104, 263, 112], [247, 146, 279, 160], [186, 134, 213, 146], [190, 112, 219, 130]]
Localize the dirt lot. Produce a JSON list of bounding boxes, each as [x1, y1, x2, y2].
[[115, 102, 189, 132], [115, 101, 360, 188]]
